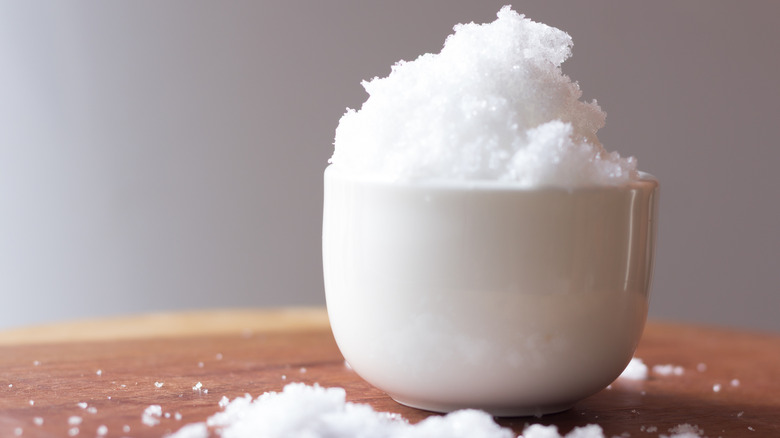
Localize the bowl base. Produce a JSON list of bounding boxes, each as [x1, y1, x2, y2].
[[389, 394, 574, 418]]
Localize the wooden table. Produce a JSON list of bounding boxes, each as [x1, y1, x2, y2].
[[1, 308, 778, 437]]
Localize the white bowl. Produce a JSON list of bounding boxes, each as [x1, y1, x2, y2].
[[322, 165, 659, 416]]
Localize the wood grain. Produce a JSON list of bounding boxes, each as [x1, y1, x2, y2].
[[1, 309, 778, 437]]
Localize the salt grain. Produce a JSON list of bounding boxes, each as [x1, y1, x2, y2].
[[68, 416, 83, 426], [193, 382, 203, 391], [652, 364, 684, 376], [175, 412, 183, 421], [748, 426, 755, 431], [216, 353, 223, 360], [33, 360, 40, 366], [619, 357, 648, 380], [33, 417, 43, 426], [96, 369, 102, 376], [198, 362, 205, 368], [68, 427, 79, 437], [87, 407, 97, 414], [13, 427, 22, 436], [142, 405, 163, 427], [155, 381, 164, 388], [731, 378, 740, 387], [28, 400, 34, 406], [219, 396, 230, 408], [696, 363, 707, 372], [77, 402, 88, 409], [123, 425, 130, 433], [713, 383, 722, 392], [96, 425, 108, 436], [662, 423, 705, 438], [737, 411, 744, 417]]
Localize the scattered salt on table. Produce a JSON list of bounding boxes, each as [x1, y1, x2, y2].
[[618, 357, 648, 380]]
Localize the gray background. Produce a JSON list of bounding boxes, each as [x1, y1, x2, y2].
[[1, 2, 778, 332]]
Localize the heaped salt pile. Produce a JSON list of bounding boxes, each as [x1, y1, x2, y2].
[[169, 383, 605, 438], [331, 6, 637, 187]]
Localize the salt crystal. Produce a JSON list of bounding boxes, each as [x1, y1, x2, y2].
[[619, 357, 648, 380], [748, 426, 755, 431], [696, 363, 707, 372], [33, 417, 43, 426], [87, 407, 97, 414], [219, 396, 230, 408], [123, 425, 130, 433], [165, 412, 172, 418], [662, 424, 705, 438], [216, 353, 223, 360], [331, 6, 637, 187], [68, 416, 83, 426], [737, 411, 744, 417], [521, 423, 605, 438], [155, 381, 164, 388], [281, 375, 287, 380], [193, 382, 203, 391], [96, 369, 102, 376], [13, 427, 22, 436], [299, 367, 307, 373], [68, 427, 79, 437], [28, 400, 34, 406], [142, 404, 163, 426], [96, 425, 108, 436], [175, 412, 183, 421], [204, 389, 209, 394], [198, 362, 205, 368], [731, 378, 740, 387], [713, 383, 722, 392], [8, 384, 12, 388], [77, 402, 88, 409], [33, 360, 40, 366], [652, 364, 684, 376]]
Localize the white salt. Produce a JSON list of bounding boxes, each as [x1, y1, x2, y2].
[[219, 396, 230, 408], [123, 425, 130, 433], [661, 424, 705, 438], [713, 383, 722, 392], [142, 405, 163, 427], [520, 423, 605, 438], [33, 417, 43, 426], [96, 369, 102, 376], [68, 427, 79, 437], [28, 400, 34, 406], [87, 407, 97, 414], [33, 360, 40, 366], [13, 427, 22, 436], [696, 363, 707, 372], [68, 416, 83, 426], [96, 425, 108, 436], [155, 381, 164, 388], [169, 383, 518, 438], [618, 357, 648, 380], [193, 382, 203, 391], [652, 364, 684, 376], [175, 412, 183, 421], [216, 353, 223, 360], [731, 378, 740, 387], [331, 6, 638, 187]]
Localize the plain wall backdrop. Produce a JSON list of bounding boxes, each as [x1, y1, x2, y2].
[[1, 2, 778, 331]]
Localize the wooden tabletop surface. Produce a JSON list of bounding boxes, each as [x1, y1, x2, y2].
[[1, 308, 778, 437]]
